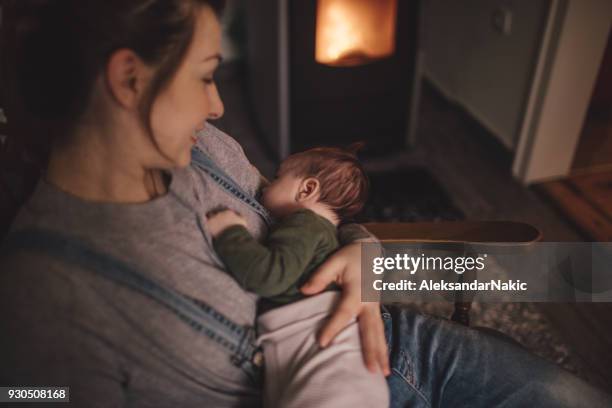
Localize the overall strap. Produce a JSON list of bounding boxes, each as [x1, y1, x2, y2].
[[191, 147, 274, 226], [2, 228, 260, 369]]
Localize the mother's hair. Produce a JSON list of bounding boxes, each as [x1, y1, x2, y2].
[[17, 0, 224, 156]]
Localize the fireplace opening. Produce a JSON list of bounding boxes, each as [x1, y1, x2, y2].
[[246, 0, 420, 158], [315, 0, 398, 67]]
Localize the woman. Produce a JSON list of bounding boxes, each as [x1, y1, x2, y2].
[[0, 1, 609, 407]]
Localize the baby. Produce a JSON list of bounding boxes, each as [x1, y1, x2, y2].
[[207, 146, 389, 408]]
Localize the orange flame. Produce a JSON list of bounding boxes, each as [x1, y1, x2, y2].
[[315, 0, 398, 66]]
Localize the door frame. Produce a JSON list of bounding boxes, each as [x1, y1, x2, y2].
[[513, 0, 612, 184]]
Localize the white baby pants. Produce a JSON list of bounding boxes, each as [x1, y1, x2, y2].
[[256, 291, 389, 408]]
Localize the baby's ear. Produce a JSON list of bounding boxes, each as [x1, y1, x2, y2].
[[297, 177, 320, 202]]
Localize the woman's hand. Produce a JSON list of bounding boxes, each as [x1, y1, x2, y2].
[[206, 209, 248, 237], [301, 242, 390, 376]]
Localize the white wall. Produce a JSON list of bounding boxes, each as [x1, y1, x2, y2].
[[423, 0, 550, 150]]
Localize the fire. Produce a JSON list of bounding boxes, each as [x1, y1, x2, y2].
[[315, 0, 398, 66]]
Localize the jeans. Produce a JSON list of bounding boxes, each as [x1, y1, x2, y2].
[[383, 306, 611, 408]]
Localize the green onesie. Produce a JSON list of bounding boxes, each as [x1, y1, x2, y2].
[[212, 208, 339, 304]]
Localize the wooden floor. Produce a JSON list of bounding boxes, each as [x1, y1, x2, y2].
[[537, 169, 612, 241], [572, 111, 612, 172], [213, 63, 612, 390]]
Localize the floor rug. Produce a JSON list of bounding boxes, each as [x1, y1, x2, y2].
[[360, 168, 589, 380]]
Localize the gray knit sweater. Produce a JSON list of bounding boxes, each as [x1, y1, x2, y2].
[[0, 124, 371, 407], [0, 125, 274, 407]]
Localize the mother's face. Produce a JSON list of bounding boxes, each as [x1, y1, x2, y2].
[[150, 5, 225, 167]]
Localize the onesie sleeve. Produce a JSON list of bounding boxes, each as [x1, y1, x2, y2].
[[213, 210, 325, 298]]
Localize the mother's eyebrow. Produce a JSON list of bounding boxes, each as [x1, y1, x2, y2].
[[202, 53, 223, 63]]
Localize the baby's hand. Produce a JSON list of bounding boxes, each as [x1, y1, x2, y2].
[[206, 209, 248, 237]]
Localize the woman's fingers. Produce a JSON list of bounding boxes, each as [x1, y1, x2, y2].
[[318, 282, 360, 347], [319, 270, 362, 347], [301, 254, 344, 295], [305, 242, 390, 375], [359, 303, 390, 376]]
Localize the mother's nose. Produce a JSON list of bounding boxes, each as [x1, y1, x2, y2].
[[208, 84, 225, 120]]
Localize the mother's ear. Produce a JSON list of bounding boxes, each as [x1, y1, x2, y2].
[[296, 177, 320, 203], [105, 48, 151, 109]]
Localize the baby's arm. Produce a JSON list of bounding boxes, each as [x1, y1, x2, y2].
[[207, 209, 322, 298]]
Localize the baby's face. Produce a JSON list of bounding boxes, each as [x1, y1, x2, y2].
[[261, 169, 304, 218]]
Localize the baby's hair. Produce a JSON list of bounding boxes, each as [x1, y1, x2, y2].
[[281, 143, 369, 220]]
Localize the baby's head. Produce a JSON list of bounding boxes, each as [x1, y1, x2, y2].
[[262, 145, 368, 224]]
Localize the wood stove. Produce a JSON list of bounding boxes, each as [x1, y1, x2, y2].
[[246, 0, 421, 158]]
